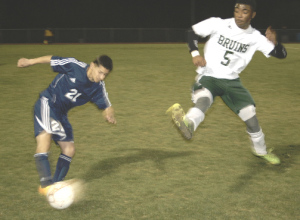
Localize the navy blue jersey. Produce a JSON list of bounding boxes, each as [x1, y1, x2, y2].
[[40, 56, 111, 114]]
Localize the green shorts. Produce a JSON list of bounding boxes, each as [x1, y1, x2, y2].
[[194, 76, 255, 114]]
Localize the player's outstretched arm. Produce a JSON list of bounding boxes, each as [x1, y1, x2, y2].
[[17, 55, 53, 68], [103, 106, 116, 124]]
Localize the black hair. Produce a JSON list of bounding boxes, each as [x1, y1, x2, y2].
[[235, 0, 256, 11], [93, 55, 113, 71]]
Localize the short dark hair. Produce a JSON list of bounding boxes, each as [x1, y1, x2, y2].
[[93, 55, 113, 71], [235, 0, 256, 11]]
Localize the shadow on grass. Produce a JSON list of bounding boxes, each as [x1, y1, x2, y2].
[[229, 144, 300, 192], [83, 148, 197, 181]]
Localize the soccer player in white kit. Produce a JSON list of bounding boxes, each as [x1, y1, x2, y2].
[[167, 0, 287, 165]]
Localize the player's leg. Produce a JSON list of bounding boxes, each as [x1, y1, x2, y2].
[[52, 115, 75, 182], [188, 76, 219, 131], [222, 80, 280, 164], [167, 76, 215, 139], [239, 106, 280, 164], [33, 97, 55, 195], [52, 141, 75, 182], [238, 105, 267, 154], [35, 131, 53, 189], [186, 87, 213, 130]]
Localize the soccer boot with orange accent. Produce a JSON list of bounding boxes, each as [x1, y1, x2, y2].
[[38, 185, 52, 196]]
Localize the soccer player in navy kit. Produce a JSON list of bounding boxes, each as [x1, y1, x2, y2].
[[17, 55, 116, 195], [167, 0, 287, 165]]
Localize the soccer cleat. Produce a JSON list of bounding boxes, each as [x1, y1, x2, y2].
[[166, 103, 194, 140], [38, 185, 52, 196], [253, 148, 281, 165]]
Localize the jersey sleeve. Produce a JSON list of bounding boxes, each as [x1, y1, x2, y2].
[[192, 17, 221, 37], [256, 35, 275, 58], [91, 82, 112, 109], [50, 56, 87, 73]]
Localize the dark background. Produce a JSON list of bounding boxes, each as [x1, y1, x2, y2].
[[1, 0, 299, 29]]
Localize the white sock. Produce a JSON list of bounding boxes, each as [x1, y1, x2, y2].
[[185, 107, 205, 131], [248, 129, 267, 155]]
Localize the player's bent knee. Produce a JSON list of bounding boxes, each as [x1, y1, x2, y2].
[[64, 147, 75, 158], [66, 145, 75, 157], [238, 105, 256, 121], [59, 142, 75, 157], [192, 88, 213, 106]]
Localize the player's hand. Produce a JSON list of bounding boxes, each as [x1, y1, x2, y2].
[[17, 58, 31, 67], [103, 107, 116, 124], [192, 55, 206, 67], [265, 26, 277, 45]]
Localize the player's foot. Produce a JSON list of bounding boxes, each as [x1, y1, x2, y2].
[[166, 103, 194, 140], [253, 148, 280, 165], [38, 185, 52, 196]]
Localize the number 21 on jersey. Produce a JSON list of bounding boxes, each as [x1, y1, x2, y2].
[[65, 89, 82, 102]]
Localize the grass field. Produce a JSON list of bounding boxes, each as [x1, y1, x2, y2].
[[0, 43, 299, 220]]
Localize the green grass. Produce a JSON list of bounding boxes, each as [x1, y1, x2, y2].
[[0, 43, 299, 220]]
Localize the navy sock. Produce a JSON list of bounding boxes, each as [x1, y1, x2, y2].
[[34, 153, 53, 187], [53, 154, 72, 182]]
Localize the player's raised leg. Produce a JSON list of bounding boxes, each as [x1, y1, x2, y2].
[[166, 87, 213, 140]]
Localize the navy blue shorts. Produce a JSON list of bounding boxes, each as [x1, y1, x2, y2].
[[34, 97, 74, 143]]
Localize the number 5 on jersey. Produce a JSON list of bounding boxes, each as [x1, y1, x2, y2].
[[65, 89, 82, 102], [221, 51, 234, 66]]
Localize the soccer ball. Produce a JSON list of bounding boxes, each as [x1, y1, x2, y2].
[[47, 181, 75, 209]]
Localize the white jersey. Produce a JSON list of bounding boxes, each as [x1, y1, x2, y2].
[[192, 17, 275, 79]]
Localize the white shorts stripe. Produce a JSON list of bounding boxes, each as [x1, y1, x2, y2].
[[36, 97, 52, 133]]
